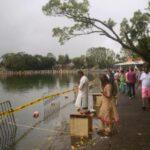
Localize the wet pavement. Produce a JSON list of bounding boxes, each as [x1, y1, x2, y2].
[[37, 91, 150, 150], [91, 93, 150, 150]]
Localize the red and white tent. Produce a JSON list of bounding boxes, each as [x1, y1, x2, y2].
[[115, 58, 145, 66]]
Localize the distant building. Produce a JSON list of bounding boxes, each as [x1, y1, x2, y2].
[[115, 57, 145, 67]]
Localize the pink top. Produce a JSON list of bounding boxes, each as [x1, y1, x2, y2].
[[127, 71, 136, 83]]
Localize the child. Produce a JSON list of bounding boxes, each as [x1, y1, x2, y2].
[[97, 74, 119, 135]]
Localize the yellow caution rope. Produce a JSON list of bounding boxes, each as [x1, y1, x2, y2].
[[0, 79, 97, 117]]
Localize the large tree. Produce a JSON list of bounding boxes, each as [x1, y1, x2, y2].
[[57, 54, 70, 66], [86, 47, 115, 68], [72, 55, 86, 69], [42, 0, 150, 63]]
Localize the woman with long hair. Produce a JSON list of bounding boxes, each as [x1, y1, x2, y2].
[[97, 74, 119, 135]]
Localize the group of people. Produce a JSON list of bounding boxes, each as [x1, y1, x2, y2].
[[113, 65, 150, 110], [113, 67, 137, 99], [75, 70, 119, 136], [74, 65, 150, 135]]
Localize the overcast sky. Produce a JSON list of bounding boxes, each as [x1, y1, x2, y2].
[[0, 0, 148, 58]]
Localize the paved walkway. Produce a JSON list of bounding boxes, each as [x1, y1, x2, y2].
[[92, 92, 150, 150], [49, 91, 150, 150]]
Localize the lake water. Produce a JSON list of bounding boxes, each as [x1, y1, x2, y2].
[[0, 74, 99, 150]]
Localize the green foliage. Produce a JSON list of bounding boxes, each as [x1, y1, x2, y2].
[[43, 0, 95, 45], [72, 55, 86, 69], [0, 48, 117, 70], [42, 0, 89, 17], [104, 18, 116, 29], [1, 52, 56, 71], [138, 37, 150, 61], [57, 54, 70, 65], [43, 0, 150, 63], [86, 56, 95, 68], [86, 47, 116, 69], [120, 10, 149, 45]]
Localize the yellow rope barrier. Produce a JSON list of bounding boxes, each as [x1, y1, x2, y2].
[[0, 79, 97, 117]]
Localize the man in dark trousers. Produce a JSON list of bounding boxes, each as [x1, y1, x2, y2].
[[126, 67, 136, 99]]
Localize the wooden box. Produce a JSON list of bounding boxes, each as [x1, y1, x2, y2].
[[70, 114, 92, 137]]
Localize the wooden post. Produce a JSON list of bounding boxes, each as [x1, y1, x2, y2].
[[92, 93, 102, 116], [70, 114, 92, 137]]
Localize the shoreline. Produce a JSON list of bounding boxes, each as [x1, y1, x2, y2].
[[0, 69, 86, 77], [0, 69, 106, 77]]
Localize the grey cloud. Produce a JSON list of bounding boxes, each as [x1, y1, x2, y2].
[[0, 0, 148, 57]]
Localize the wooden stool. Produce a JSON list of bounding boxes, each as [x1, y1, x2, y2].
[[70, 114, 92, 137]]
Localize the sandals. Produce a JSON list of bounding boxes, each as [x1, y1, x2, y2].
[[97, 129, 112, 136]]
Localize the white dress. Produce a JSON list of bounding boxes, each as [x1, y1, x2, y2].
[[75, 75, 89, 109]]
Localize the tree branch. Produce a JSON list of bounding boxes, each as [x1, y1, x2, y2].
[[71, 30, 102, 36], [64, 13, 139, 52], [71, 15, 119, 41], [124, 32, 136, 48]]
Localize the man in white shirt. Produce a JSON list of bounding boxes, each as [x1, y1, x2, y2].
[[75, 70, 89, 113], [139, 67, 150, 110]]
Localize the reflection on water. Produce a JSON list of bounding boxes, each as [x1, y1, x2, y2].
[[0, 75, 57, 91], [0, 73, 93, 92], [0, 73, 96, 150], [58, 74, 71, 87]]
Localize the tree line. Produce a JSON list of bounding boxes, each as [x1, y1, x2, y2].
[[0, 47, 125, 71], [0, 52, 56, 71]]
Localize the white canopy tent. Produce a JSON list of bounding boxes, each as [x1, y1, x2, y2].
[[115, 60, 144, 66]]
